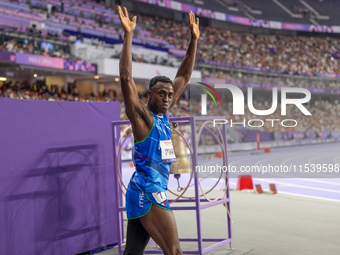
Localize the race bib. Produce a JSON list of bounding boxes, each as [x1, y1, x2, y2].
[[159, 140, 177, 163], [152, 191, 167, 204]]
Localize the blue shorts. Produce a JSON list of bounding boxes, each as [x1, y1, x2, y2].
[[126, 186, 172, 219]]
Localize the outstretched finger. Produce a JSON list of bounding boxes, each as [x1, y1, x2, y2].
[[132, 16, 137, 24], [189, 11, 193, 24], [124, 7, 129, 18], [118, 6, 123, 17], [197, 17, 199, 26], [191, 12, 195, 23], [119, 6, 126, 19]]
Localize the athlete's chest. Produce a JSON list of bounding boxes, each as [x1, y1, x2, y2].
[[154, 116, 171, 139]]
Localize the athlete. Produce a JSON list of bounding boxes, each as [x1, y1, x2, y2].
[[118, 6, 199, 255]]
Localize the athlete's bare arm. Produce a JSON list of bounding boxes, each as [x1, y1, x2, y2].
[[118, 6, 153, 142], [170, 11, 200, 108]]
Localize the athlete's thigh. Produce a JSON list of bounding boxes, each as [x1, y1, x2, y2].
[[139, 204, 182, 255]]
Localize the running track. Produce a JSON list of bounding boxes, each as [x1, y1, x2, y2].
[[121, 143, 340, 202]]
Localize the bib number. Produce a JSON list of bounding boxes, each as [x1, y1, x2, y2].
[[159, 140, 177, 163], [152, 192, 167, 204]]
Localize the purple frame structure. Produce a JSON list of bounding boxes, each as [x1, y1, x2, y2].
[[111, 116, 232, 254]]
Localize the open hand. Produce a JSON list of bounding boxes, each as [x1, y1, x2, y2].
[[118, 6, 137, 33], [189, 11, 199, 40]]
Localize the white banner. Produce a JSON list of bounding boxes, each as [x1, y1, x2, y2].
[[269, 21, 282, 30], [71, 43, 116, 61], [170, 1, 182, 11], [332, 26, 340, 33], [214, 12, 226, 21], [94, 58, 202, 81]]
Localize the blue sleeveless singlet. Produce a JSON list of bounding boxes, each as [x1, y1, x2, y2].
[[125, 111, 176, 219]]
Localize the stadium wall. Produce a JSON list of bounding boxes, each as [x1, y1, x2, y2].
[[0, 98, 120, 255]]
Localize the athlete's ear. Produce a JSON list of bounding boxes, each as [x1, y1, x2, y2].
[[147, 90, 151, 99]]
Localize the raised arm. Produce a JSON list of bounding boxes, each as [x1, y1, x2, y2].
[[118, 6, 140, 119], [118, 7, 153, 142], [170, 11, 200, 108]]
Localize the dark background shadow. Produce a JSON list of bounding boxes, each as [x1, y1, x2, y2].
[[4, 144, 102, 255]]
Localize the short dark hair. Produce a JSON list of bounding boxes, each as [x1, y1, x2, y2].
[[149, 76, 173, 89]]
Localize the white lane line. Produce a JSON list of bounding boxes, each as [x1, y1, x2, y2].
[[228, 182, 340, 202], [308, 153, 339, 164], [252, 178, 340, 193], [282, 153, 318, 166], [264, 190, 340, 203], [291, 178, 340, 186]]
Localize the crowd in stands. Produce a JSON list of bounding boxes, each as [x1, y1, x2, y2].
[[2, 79, 338, 134], [1, 0, 340, 77], [198, 30, 340, 76], [202, 68, 340, 89], [0, 80, 116, 102], [0, 38, 71, 59], [2, 31, 340, 89], [136, 14, 340, 76]]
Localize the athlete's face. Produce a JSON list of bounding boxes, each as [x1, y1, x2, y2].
[[148, 82, 174, 114]]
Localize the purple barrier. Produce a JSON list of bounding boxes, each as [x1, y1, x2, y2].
[[331, 130, 340, 138], [322, 130, 331, 139], [239, 129, 273, 142], [0, 51, 16, 62], [64, 59, 98, 73], [74, 6, 101, 14], [0, 13, 31, 26], [0, 23, 19, 29], [0, 98, 120, 255], [168, 48, 185, 57], [46, 0, 61, 5], [228, 128, 244, 143], [106, 33, 120, 40], [305, 130, 317, 139], [274, 131, 283, 140], [81, 27, 105, 37], [45, 25, 61, 34], [5, 51, 98, 73], [274, 130, 338, 140], [274, 131, 293, 140], [292, 131, 306, 140], [16, 52, 64, 68], [282, 132, 293, 140], [0, 1, 30, 12], [30, 0, 49, 9], [45, 21, 79, 31], [63, 6, 81, 16]]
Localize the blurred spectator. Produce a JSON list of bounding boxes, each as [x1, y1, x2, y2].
[[6, 39, 14, 52]]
